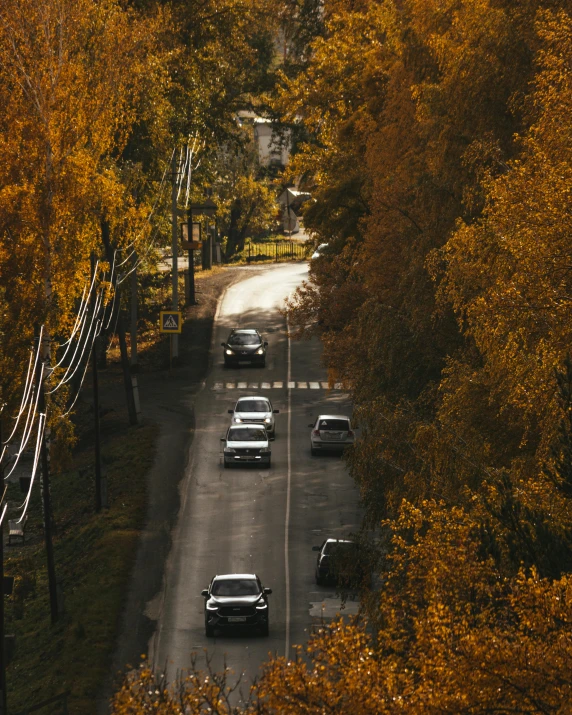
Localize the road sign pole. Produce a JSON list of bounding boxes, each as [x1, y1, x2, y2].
[[91, 255, 103, 513], [171, 150, 179, 359]]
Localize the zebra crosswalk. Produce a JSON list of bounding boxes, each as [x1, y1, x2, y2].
[[212, 380, 344, 391]]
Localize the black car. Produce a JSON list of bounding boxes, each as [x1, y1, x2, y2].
[[201, 573, 272, 636], [313, 538, 356, 585], [221, 329, 267, 367]]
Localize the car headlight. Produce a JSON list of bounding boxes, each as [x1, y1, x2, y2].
[[224, 447, 236, 453], [264, 417, 272, 423], [233, 417, 242, 423], [225, 349, 235, 355], [255, 601, 268, 609], [256, 348, 264, 355], [206, 602, 218, 610]]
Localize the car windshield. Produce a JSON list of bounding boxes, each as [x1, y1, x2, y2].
[[228, 427, 267, 441], [228, 333, 259, 346], [237, 400, 269, 413], [212, 579, 260, 596], [323, 540, 354, 555], [318, 419, 349, 431]]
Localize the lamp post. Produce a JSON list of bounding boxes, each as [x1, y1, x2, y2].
[[185, 198, 217, 305]]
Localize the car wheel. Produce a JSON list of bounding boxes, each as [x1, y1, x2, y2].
[[205, 623, 215, 637], [261, 359, 266, 368], [311, 447, 317, 456], [316, 573, 324, 586], [265, 459, 271, 469], [223, 460, 230, 469], [261, 621, 269, 637]]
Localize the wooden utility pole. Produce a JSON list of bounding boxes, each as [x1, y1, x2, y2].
[[130, 252, 138, 370], [171, 150, 179, 359], [91, 255, 103, 512], [36, 329, 59, 625]]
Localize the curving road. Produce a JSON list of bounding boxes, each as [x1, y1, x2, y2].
[[148, 263, 360, 692]]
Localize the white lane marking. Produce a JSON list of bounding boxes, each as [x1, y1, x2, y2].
[[238, 381, 247, 389], [273, 381, 283, 388], [261, 382, 271, 389], [297, 381, 308, 389], [211, 380, 350, 391], [309, 382, 320, 389], [321, 381, 329, 389], [334, 382, 343, 389], [213, 382, 223, 390], [248, 382, 259, 389], [226, 382, 235, 389], [285, 322, 292, 659], [288, 381, 296, 389]]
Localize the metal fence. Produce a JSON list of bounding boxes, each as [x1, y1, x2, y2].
[[245, 241, 306, 263]]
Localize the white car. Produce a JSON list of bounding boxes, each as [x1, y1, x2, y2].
[[311, 243, 329, 259], [221, 424, 273, 468], [228, 396, 279, 437], [309, 414, 355, 455]]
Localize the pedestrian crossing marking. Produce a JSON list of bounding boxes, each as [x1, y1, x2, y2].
[[211, 380, 349, 393]]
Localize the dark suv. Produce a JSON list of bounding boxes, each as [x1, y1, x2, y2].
[[313, 539, 357, 585], [201, 573, 272, 636], [221, 329, 267, 367]]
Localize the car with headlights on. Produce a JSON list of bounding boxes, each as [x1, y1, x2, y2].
[[309, 414, 355, 455], [228, 396, 279, 437], [201, 573, 272, 636], [221, 328, 267, 367], [221, 424, 273, 468]]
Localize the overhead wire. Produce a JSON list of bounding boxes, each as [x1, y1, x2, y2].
[[14, 411, 45, 517]]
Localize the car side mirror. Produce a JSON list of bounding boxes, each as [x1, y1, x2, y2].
[[264, 341, 268, 347], [201, 589, 209, 597], [263, 587, 272, 595], [308, 423, 314, 428], [270, 437, 275, 441], [312, 546, 321, 551], [228, 409, 233, 414], [273, 409, 279, 414], [220, 437, 225, 442], [221, 342, 226, 347]]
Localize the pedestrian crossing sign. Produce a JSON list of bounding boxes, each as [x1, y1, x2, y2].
[[160, 311, 182, 333]]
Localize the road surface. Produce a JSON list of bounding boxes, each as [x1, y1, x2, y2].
[[148, 262, 360, 692]]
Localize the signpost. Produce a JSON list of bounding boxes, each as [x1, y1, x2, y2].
[[160, 311, 182, 376]]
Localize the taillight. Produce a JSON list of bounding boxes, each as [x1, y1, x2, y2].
[[312, 430, 320, 437], [348, 430, 354, 437]]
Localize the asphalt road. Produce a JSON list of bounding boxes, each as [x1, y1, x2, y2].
[[148, 262, 360, 692]]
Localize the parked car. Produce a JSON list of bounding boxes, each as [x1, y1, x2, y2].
[[313, 538, 356, 585], [201, 573, 272, 636], [308, 414, 355, 455], [221, 328, 267, 367], [221, 424, 273, 468], [228, 396, 279, 437], [311, 243, 329, 259]]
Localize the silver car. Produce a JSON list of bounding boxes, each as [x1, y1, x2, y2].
[[309, 414, 355, 455], [221, 424, 273, 468], [228, 396, 279, 437]]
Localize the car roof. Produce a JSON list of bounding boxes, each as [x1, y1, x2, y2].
[[324, 538, 353, 544], [236, 395, 270, 402], [230, 328, 259, 334], [316, 414, 351, 421], [229, 423, 267, 429], [213, 573, 258, 580]]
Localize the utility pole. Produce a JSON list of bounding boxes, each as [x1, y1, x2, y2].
[[91, 255, 103, 513], [0, 432, 6, 715], [36, 329, 59, 625], [171, 150, 179, 359], [130, 252, 138, 370]]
